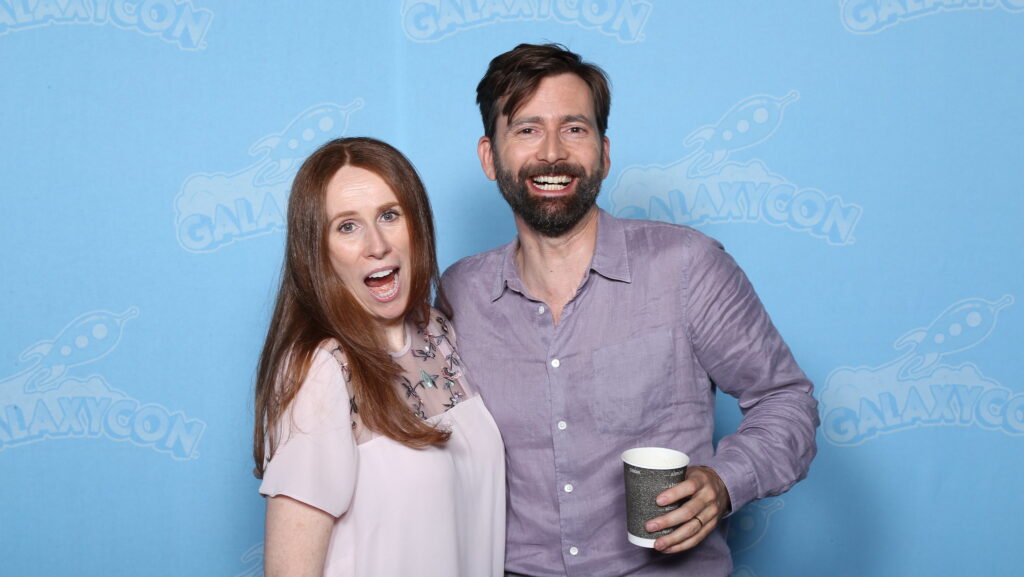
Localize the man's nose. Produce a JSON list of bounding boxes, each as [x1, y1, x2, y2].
[[537, 131, 568, 164]]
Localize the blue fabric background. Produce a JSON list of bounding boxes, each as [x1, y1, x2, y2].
[[2, 1, 1021, 575]]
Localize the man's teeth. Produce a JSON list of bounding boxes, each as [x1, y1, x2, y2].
[[532, 175, 571, 190]]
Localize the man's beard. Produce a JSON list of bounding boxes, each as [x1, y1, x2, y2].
[[494, 156, 604, 238]]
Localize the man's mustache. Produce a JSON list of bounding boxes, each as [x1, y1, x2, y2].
[[518, 163, 586, 179]]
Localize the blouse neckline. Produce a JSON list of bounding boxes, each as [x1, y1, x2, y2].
[[388, 321, 412, 358]]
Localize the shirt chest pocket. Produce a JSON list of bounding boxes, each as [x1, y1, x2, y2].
[[589, 329, 678, 436]]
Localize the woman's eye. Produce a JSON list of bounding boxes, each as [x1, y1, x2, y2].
[[381, 210, 399, 222], [338, 222, 356, 233]]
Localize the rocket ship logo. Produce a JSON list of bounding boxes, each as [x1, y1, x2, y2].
[[894, 296, 1013, 379], [683, 91, 799, 175], [249, 100, 365, 186], [820, 295, 1020, 446], [608, 91, 861, 245], [174, 98, 365, 253], [19, 308, 139, 393], [1, 308, 205, 460]]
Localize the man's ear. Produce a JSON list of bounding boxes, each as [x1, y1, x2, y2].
[[601, 135, 611, 179], [478, 136, 498, 181]]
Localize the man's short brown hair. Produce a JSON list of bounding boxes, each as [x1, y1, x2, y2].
[[476, 43, 611, 141]]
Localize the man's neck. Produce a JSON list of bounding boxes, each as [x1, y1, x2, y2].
[[514, 207, 600, 326]]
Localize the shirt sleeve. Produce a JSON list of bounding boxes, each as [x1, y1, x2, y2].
[[259, 346, 357, 518], [685, 233, 819, 513]]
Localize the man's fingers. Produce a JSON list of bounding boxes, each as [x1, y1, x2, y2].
[[655, 479, 694, 507], [653, 513, 716, 553], [646, 466, 729, 553]]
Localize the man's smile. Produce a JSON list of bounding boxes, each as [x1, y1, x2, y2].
[[530, 174, 574, 192]]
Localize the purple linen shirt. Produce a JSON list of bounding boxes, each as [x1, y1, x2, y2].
[[438, 209, 818, 577]]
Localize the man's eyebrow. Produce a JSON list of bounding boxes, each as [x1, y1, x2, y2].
[[507, 116, 542, 128], [507, 114, 595, 128], [562, 114, 594, 125]]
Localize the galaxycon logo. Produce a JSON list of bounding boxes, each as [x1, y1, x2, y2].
[[0, 0, 213, 50], [821, 295, 1019, 445], [0, 308, 206, 459], [402, 0, 652, 43], [841, 0, 1024, 34], [724, 499, 784, 577], [174, 99, 364, 253], [727, 499, 784, 555], [608, 92, 862, 244], [235, 542, 263, 577]]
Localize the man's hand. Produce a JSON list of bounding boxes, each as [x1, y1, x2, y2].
[[644, 466, 730, 553]]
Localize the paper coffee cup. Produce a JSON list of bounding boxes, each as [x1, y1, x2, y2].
[[621, 447, 689, 548]]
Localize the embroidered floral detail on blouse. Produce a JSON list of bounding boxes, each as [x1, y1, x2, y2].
[[329, 345, 360, 431], [444, 389, 465, 410], [412, 340, 437, 361], [443, 349, 463, 381], [399, 375, 428, 420], [331, 314, 469, 443], [434, 314, 451, 334], [349, 396, 359, 431]]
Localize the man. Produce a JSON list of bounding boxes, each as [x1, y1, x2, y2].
[[438, 43, 819, 577]]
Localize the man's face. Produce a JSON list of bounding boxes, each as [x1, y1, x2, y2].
[[479, 73, 610, 237]]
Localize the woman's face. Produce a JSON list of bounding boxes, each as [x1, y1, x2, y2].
[[324, 165, 412, 332]]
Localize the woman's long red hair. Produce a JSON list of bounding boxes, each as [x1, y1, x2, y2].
[[253, 137, 448, 478]]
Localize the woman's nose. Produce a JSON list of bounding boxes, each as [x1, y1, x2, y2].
[[364, 225, 391, 259]]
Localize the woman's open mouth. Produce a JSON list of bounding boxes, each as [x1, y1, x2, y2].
[[364, 267, 400, 302]]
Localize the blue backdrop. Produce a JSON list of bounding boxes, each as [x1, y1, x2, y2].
[[2, 1, 1022, 575]]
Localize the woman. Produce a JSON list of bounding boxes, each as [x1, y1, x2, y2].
[[253, 137, 504, 577]]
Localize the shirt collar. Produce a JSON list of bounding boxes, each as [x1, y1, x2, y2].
[[590, 208, 632, 284], [491, 239, 521, 302], [490, 208, 632, 302]]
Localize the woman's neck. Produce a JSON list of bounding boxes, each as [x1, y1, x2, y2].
[[382, 319, 408, 353]]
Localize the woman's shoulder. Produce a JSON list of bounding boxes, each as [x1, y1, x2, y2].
[[298, 340, 350, 393], [315, 338, 348, 364], [281, 341, 352, 426]]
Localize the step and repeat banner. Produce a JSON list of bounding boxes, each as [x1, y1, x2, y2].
[[2, 2, 1021, 576]]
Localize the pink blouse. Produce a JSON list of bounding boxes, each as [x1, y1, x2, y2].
[[260, 311, 505, 576]]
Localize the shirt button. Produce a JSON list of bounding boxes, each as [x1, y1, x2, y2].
[[537, 305, 546, 314], [569, 546, 579, 556], [557, 420, 567, 430], [551, 359, 560, 368], [564, 483, 574, 493]]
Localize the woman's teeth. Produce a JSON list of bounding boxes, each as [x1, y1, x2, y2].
[[365, 268, 400, 301], [367, 268, 394, 281]]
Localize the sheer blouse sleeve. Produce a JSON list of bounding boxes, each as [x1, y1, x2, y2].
[[259, 346, 357, 518]]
